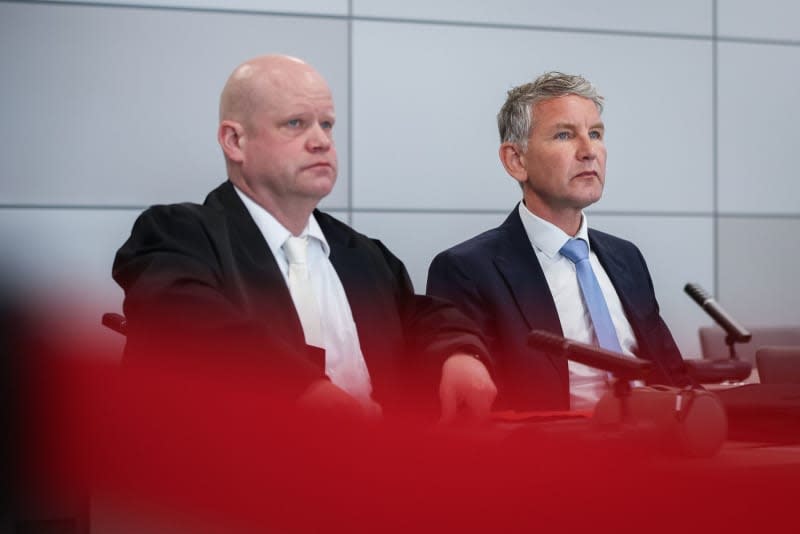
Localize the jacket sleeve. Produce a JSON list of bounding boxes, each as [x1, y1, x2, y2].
[[112, 205, 326, 399], [426, 249, 500, 352], [372, 240, 492, 374]]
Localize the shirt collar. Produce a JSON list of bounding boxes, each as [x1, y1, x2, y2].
[[233, 184, 330, 257], [517, 201, 590, 259]]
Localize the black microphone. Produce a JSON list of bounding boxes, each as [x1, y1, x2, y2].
[[527, 330, 652, 381], [684, 283, 752, 343]]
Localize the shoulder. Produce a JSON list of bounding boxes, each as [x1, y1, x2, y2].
[[131, 180, 238, 237], [117, 198, 235, 273], [432, 207, 523, 265], [130, 201, 224, 241], [588, 227, 641, 254], [313, 210, 360, 239], [314, 210, 401, 272], [129, 180, 246, 235], [313, 210, 412, 288], [588, 227, 651, 276], [137, 201, 213, 222], [432, 225, 508, 268], [314, 210, 389, 253]]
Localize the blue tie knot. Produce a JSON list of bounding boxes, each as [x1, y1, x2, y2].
[[560, 238, 590, 264], [558, 237, 624, 353]]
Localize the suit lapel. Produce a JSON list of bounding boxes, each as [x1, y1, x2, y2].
[[317, 211, 397, 383], [208, 182, 282, 274], [207, 182, 308, 349], [317, 212, 377, 337], [494, 208, 563, 336], [589, 229, 645, 324], [325, 219, 366, 305]]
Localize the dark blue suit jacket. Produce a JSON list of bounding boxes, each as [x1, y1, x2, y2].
[[427, 206, 689, 410]]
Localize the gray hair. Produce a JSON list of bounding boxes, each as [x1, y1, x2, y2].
[[497, 71, 604, 148]]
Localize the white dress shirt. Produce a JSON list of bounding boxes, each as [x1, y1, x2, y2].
[[235, 186, 374, 405], [517, 202, 639, 409]]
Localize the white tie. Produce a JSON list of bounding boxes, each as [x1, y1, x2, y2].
[[283, 236, 324, 348]]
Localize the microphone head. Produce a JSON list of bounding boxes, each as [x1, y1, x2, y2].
[[684, 283, 710, 305], [684, 283, 752, 343]]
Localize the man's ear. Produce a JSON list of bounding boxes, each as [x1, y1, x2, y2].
[[218, 120, 246, 163], [498, 142, 528, 185]]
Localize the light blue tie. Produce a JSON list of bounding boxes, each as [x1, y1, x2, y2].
[[560, 238, 623, 353]]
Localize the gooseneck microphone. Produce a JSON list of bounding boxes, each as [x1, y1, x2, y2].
[[527, 330, 652, 381], [684, 283, 752, 343]]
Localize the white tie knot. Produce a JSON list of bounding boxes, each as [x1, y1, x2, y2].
[[282, 234, 321, 347], [283, 235, 309, 266]]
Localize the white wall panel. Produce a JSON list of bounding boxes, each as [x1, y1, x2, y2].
[[352, 21, 713, 213], [46, 0, 348, 16], [0, 2, 350, 209], [718, 217, 800, 326], [351, 211, 507, 292], [0, 208, 142, 354], [0, 209, 137, 298], [353, 0, 711, 36], [718, 41, 800, 214], [718, 0, 800, 41], [590, 215, 715, 358]]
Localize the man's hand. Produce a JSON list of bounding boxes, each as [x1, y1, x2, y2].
[[297, 379, 383, 421], [439, 353, 497, 423]]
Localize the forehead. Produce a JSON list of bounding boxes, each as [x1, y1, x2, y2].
[[262, 69, 335, 115], [532, 95, 601, 127]]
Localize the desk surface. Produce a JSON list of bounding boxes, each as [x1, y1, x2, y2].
[[718, 441, 800, 467]]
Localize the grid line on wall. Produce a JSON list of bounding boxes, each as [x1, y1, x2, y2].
[[712, 0, 719, 297], [346, 0, 354, 225], [9, 1, 800, 49], [1, 204, 800, 222]]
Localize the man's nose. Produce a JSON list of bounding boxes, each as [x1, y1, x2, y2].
[[576, 134, 597, 160], [306, 122, 332, 151]]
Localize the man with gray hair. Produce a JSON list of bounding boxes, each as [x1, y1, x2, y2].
[[427, 71, 690, 411]]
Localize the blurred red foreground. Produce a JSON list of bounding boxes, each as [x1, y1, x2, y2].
[[9, 331, 800, 533]]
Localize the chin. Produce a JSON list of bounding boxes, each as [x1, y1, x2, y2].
[[578, 185, 603, 206], [306, 178, 336, 200], [588, 191, 603, 205]]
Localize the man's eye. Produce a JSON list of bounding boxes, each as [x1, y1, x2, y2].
[[321, 121, 334, 130], [589, 130, 603, 140], [287, 119, 301, 127], [555, 131, 570, 140]]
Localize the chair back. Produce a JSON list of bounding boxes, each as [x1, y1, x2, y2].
[[756, 346, 800, 384], [699, 325, 800, 365]]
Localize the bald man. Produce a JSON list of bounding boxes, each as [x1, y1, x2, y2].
[[113, 55, 496, 420]]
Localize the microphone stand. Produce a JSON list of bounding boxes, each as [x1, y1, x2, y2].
[[725, 334, 741, 361], [611, 377, 633, 423], [683, 283, 754, 383]]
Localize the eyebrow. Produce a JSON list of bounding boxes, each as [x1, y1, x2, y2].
[[278, 109, 336, 121], [550, 122, 605, 131]]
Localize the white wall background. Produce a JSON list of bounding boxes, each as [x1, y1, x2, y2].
[[2, 0, 799, 360]]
